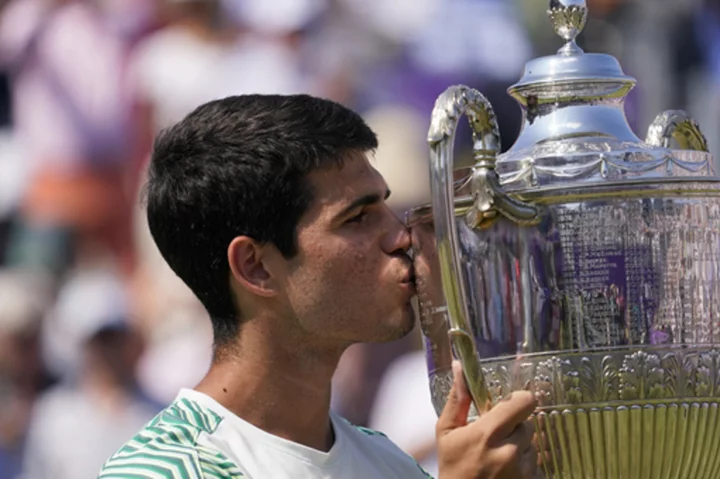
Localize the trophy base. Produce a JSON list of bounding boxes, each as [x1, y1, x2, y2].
[[427, 346, 720, 478], [535, 401, 720, 479]]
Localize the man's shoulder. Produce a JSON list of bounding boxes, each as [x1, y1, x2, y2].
[[350, 422, 390, 440], [339, 416, 400, 445], [98, 397, 245, 479], [339, 418, 434, 478]]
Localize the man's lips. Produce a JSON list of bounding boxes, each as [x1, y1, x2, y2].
[[400, 267, 416, 295], [400, 266, 415, 284]]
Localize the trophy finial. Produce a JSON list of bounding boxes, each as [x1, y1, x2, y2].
[[548, 0, 588, 55]]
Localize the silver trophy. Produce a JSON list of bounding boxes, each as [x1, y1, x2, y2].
[[408, 0, 720, 477]]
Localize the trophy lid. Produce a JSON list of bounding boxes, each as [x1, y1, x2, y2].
[[493, 0, 715, 192], [511, 0, 635, 89], [504, 0, 641, 156]]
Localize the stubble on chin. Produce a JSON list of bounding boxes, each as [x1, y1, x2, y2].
[[376, 304, 416, 343]]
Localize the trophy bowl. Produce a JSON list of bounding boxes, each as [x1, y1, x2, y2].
[[408, 1, 720, 477]]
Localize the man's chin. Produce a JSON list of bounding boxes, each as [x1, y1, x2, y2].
[[376, 306, 416, 343]]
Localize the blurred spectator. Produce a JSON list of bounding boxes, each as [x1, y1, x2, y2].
[[404, 0, 531, 82], [0, 0, 137, 276], [97, 0, 159, 45], [127, 0, 319, 139], [0, 270, 55, 479], [342, 0, 530, 151], [132, 276, 213, 406], [21, 266, 160, 479], [679, 0, 720, 156], [40, 264, 129, 379], [0, 131, 27, 257]]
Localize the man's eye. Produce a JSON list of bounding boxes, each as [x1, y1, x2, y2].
[[347, 211, 368, 224]]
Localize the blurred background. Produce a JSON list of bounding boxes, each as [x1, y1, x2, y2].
[[0, 0, 717, 477]]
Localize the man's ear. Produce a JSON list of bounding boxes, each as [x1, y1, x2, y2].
[[227, 236, 278, 297]]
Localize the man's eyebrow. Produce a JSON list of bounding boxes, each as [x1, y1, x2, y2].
[[334, 189, 391, 220]]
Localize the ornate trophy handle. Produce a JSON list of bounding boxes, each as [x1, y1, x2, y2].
[[645, 110, 709, 152], [428, 85, 540, 413]]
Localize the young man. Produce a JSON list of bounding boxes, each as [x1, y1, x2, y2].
[[98, 95, 538, 478]]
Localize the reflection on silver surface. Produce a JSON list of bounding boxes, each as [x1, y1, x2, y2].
[[410, 186, 720, 411]]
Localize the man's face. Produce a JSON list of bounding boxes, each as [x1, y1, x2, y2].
[[276, 152, 416, 347]]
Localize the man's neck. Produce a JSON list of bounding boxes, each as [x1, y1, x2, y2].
[[194, 323, 345, 452]]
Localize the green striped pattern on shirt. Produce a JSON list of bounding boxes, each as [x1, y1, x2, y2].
[[98, 398, 245, 479]]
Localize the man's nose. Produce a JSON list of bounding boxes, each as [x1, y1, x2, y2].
[[383, 212, 412, 254]]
